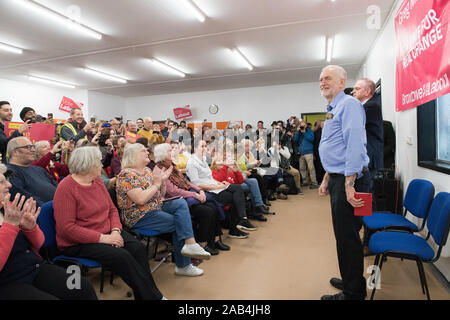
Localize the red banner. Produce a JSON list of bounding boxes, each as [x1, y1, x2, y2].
[[59, 96, 84, 113], [395, 0, 450, 112], [5, 122, 56, 144], [173, 105, 193, 120]]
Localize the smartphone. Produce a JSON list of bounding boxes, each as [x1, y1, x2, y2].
[[47, 113, 53, 118], [162, 196, 182, 203], [90, 117, 96, 123]]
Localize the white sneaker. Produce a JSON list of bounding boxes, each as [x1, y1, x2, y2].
[[181, 243, 211, 260], [175, 264, 204, 277]]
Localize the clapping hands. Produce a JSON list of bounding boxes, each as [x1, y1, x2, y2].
[[3, 194, 41, 230]]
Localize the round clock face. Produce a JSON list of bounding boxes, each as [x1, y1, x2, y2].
[[209, 104, 219, 114]]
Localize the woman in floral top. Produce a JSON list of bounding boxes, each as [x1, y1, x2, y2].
[[116, 143, 211, 277]]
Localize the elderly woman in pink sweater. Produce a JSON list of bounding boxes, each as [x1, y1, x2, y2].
[[154, 143, 230, 254]]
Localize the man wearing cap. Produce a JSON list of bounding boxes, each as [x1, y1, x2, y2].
[[0, 102, 32, 162], [19, 107, 37, 123]]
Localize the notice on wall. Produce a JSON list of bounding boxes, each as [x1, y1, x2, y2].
[[59, 96, 84, 113], [395, 0, 449, 112]]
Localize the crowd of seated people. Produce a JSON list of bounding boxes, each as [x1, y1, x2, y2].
[[0, 100, 328, 299]]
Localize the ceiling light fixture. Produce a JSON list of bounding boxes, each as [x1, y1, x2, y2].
[[184, 0, 206, 23], [28, 75, 76, 89], [326, 37, 334, 62], [13, 0, 102, 40], [83, 68, 127, 83], [0, 42, 23, 54], [230, 48, 254, 71], [149, 58, 186, 78]]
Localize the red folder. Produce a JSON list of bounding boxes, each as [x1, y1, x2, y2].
[[354, 192, 372, 216]]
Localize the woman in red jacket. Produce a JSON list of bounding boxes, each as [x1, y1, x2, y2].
[[32, 140, 70, 183], [0, 163, 97, 300]]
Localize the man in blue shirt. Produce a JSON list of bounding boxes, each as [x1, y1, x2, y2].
[[293, 120, 318, 189], [318, 65, 371, 300]]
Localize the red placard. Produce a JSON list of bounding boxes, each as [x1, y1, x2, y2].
[[5, 122, 56, 144], [354, 192, 373, 216], [173, 105, 193, 120], [395, 0, 450, 112], [59, 96, 84, 113]]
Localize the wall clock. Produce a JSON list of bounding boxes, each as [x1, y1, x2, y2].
[[209, 104, 219, 114]]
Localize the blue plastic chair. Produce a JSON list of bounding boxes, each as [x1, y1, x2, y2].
[[368, 192, 450, 300], [37, 201, 110, 293], [363, 179, 435, 233]]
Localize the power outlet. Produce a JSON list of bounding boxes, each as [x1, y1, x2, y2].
[[406, 136, 413, 145]]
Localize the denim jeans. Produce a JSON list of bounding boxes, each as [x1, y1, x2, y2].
[[241, 178, 263, 207], [133, 198, 194, 268]]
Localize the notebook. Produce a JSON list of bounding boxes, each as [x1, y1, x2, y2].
[[354, 192, 372, 216]]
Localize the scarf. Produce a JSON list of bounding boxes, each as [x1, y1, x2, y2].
[[156, 160, 191, 191]]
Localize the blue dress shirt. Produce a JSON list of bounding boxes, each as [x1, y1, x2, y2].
[[319, 91, 369, 177]]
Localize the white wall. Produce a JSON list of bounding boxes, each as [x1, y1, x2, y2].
[[88, 91, 125, 122], [124, 82, 351, 126], [0, 78, 88, 122], [359, 0, 450, 279]]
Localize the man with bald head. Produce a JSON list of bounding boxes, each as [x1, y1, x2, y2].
[[318, 65, 370, 300], [352, 78, 383, 182], [137, 117, 154, 141]]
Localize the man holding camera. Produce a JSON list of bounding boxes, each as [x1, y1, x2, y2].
[[293, 120, 318, 189], [60, 107, 93, 142]]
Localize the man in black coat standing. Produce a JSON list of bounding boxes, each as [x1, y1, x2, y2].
[[352, 79, 384, 181]]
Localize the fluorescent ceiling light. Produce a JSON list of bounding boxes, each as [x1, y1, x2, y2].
[[83, 68, 127, 83], [0, 42, 23, 54], [28, 75, 76, 89], [13, 0, 102, 40], [149, 59, 186, 78], [326, 37, 334, 62], [230, 48, 254, 71], [184, 0, 206, 22]]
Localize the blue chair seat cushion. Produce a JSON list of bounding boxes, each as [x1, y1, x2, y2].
[[53, 255, 102, 268], [369, 232, 435, 260], [363, 212, 419, 231]]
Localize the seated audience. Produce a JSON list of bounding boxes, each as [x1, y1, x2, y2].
[[0, 163, 97, 300], [186, 140, 255, 237], [32, 140, 70, 183], [6, 137, 57, 206], [154, 143, 229, 255], [116, 143, 211, 277], [110, 135, 127, 177], [53, 146, 165, 300], [170, 141, 190, 174]]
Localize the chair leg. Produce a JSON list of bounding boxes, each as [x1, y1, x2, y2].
[[417, 261, 431, 300], [100, 268, 105, 293], [416, 260, 425, 294], [370, 254, 381, 300], [146, 237, 150, 255], [110, 272, 114, 285]]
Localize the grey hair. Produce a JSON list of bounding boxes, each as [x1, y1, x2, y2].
[[6, 136, 29, 159], [122, 143, 146, 169], [154, 143, 171, 163], [0, 163, 6, 175], [359, 78, 376, 96], [34, 140, 50, 158], [68, 146, 102, 175], [322, 65, 347, 80]]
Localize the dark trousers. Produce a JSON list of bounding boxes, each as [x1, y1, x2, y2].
[[62, 230, 163, 300], [0, 263, 98, 300], [328, 170, 371, 299], [248, 172, 268, 202], [214, 184, 246, 230], [190, 201, 222, 244]]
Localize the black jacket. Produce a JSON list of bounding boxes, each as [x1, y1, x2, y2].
[[364, 97, 384, 171], [0, 122, 22, 163]]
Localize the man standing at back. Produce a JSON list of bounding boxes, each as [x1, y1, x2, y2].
[[318, 65, 370, 300], [60, 107, 92, 142], [0, 101, 30, 162], [352, 78, 383, 184]]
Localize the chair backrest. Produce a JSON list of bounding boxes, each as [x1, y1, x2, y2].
[[36, 200, 57, 248], [426, 192, 450, 247], [403, 179, 435, 219]]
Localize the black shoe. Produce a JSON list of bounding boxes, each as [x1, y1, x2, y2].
[[268, 194, 277, 201], [320, 292, 347, 300], [215, 240, 230, 251], [301, 183, 309, 187], [310, 184, 319, 190], [262, 205, 270, 211], [263, 200, 271, 207], [253, 214, 267, 222], [228, 228, 249, 239], [237, 219, 258, 231], [330, 278, 344, 291], [204, 244, 219, 255], [255, 206, 270, 214]]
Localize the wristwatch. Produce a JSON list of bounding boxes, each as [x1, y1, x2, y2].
[[111, 228, 121, 234], [345, 180, 355, 187]]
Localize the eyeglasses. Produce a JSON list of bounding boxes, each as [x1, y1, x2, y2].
[[14, 145, 35, 151]]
